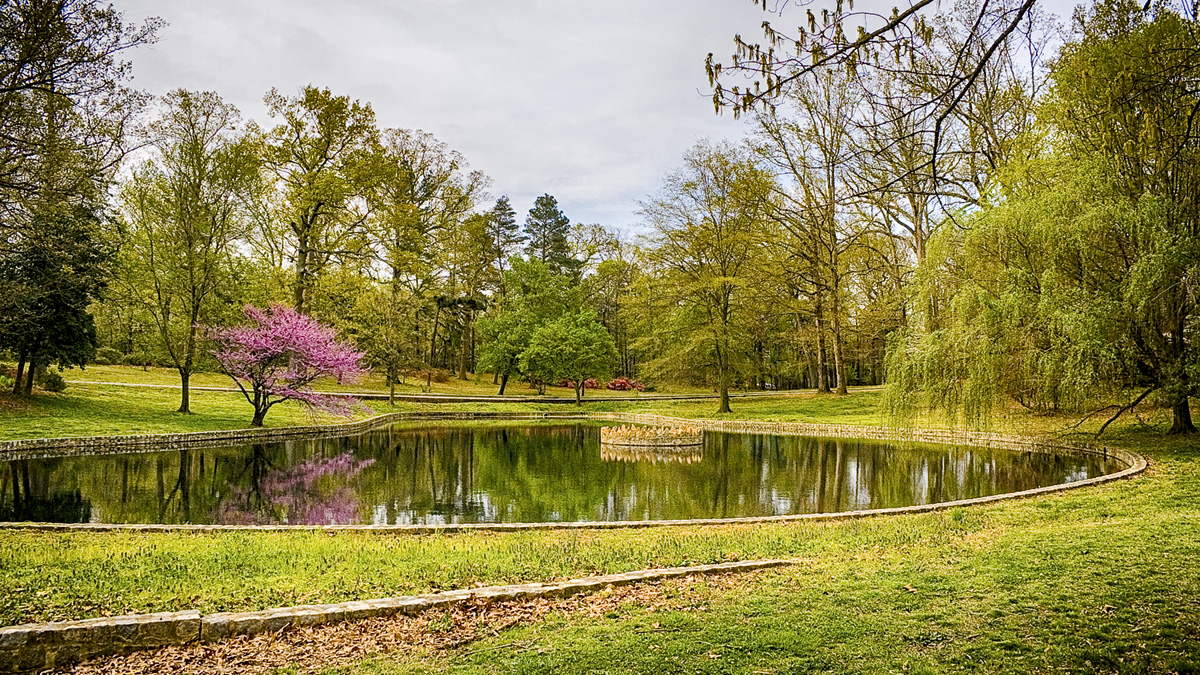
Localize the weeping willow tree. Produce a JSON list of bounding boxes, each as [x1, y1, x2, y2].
[[887, 0, 1200, 434]]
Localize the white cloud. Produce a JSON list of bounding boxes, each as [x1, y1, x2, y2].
[[112, 0, 1081, 232]]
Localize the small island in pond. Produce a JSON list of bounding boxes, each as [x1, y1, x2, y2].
[[600, 425, 704, 447]]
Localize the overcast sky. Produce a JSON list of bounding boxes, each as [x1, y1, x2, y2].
[[110, 0, 1080, 234]]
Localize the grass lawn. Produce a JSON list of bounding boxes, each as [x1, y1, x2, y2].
[[0, 363, 884, 441], [53, 363, 720, 399], [0, 384, 1197, 673]]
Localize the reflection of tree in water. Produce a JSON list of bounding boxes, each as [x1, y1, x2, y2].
[[0, 459, 90, 523], [214, 445, 374, 525], [0, 424, 1122, 525], [359, 426, 484, 523], [600, 447, 702, 463]]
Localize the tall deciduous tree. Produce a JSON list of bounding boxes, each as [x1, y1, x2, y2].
[[0, 0, 158, 218], [260, 86, 377, 313], [887, 1, 1200, 434], [118, 90, 258, 413], [364, 128, 488, 373], [756, 67, 863, 395], [639, 140, 774, 413]]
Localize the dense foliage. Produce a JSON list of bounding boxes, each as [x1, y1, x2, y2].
[[887, 0, 1200, 433], [3, 0, 1197, 429]]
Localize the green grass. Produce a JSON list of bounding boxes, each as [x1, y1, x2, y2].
[[56, 363, 719, 399], [0, 363, 883, 441], [0, 382, 1197, 673], [0, 383, 389, 441]]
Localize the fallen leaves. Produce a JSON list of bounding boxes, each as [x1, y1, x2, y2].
[[58, 572, 746, 675]]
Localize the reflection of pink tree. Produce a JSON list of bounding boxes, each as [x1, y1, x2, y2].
[[215, 453, 376, 525], [209, 304, 368, 427]]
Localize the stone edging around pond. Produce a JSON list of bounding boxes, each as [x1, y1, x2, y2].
[[0, 558, 792, 673], [0, 410, 1148, 533]]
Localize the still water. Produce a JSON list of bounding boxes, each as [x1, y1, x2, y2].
[[0, 423, 1120, 525]]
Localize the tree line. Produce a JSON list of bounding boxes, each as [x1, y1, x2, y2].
[[4, 0, 1197, 429]]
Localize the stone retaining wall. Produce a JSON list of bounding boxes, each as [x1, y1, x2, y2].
[[0, 559, 791, 673]]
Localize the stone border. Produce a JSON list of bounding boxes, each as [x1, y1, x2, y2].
[[600, 424, 704, 447], [0, 559, 791, 673], [0, 411, 1147, 532]]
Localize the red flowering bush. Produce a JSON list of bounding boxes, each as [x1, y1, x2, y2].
[[606, 377, 646, 392]]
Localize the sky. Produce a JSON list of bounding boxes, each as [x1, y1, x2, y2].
[[109, 0, 1081, 235]]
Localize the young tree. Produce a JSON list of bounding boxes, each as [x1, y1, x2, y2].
[[476, 258, 578, 394], [208, 304, 367, 427], [339, 282, 420, 405], [523, 194, 579, 276], [521, 311, 617, 406], [117, 90, 258, 413]]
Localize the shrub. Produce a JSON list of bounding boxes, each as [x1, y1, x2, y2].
[[0, 375, 13, 391], [94, 347, 122, 365], [42, 370, 66, 392], [606, 377, 646, 392]]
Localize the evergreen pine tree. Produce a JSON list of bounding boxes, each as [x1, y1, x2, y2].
[[523, 193, 579, 276], [487, 195, 524, 271]]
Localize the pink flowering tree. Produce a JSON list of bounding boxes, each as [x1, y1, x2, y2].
[[209, 304, 368, 427]]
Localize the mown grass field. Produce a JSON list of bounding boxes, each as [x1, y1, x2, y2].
[[56, 364, 717, 399], [0, 367, 1197, 673], [0, 364, 881, 441]]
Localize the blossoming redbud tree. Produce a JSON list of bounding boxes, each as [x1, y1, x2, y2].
[[209, 304, 368, 427]]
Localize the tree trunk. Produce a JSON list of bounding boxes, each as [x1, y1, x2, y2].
[[23, 361, 35, 395], [177, 370, 191, 414], [429, 308, 441, 369], [718, 384, 732, 413], [497, 371, 509, 396], [458, 310, 472, 380], [1169, 397, 1196, 434], [13, 352, 25, 395], [251, 408, 267, 427], [294, 231, 310, 313], [575, 383, 583, 406], [389, 367, 396, 407], [831, 289, 848, 395], [814, 301, 830, 393]]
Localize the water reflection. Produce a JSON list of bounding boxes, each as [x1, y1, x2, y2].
[[600, 446, 703, 463], [0, 423, 1120, 525]]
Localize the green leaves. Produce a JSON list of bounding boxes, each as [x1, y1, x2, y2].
[[520, 312, 618, 403]]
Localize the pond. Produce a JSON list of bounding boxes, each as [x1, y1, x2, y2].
[[0, 422, 1122, 525]]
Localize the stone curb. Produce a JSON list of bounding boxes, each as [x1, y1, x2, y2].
[[0, 559, 791, 673], [0, 412, 1147, 532]]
